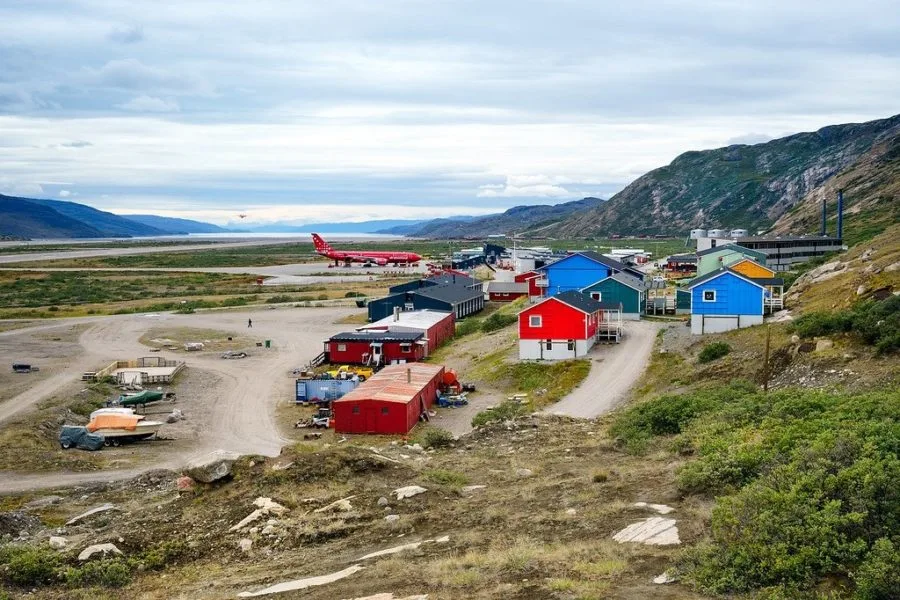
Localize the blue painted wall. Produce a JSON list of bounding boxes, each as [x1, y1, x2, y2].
[[691, 272, 763, 316], [544, 254, 613, 295]]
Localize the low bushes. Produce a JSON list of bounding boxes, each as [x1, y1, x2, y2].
[[697, 341, 730, 363], [481, 312, 517, 333], [611, 385, 900, 597], [791, 296, 900, 354], [417, 427, 455, 449]]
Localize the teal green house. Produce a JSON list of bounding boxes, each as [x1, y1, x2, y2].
[[696, 245, 768, 276], [676, 288, 691, 314], [580, 272, 647, 320]]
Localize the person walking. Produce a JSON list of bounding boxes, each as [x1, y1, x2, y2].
[[248, 318, 253, 328]]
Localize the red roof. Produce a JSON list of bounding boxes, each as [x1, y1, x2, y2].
[[335, 363, 444, 404]]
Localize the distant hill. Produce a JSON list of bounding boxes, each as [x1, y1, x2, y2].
[[542, 113, 900, 239], [123, 214, 231, 234], [243, 219, 433, 234], [389, 198, 604, 238], [26, 198, 166, 237], [0, 195, 106, 238]]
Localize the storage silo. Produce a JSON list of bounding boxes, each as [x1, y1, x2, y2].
[[708, 228, 727, 238], [689, 229, 707, 239], [730, 229, 749, 238]]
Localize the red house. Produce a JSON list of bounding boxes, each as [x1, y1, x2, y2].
[[357, 309, 454, 356], [515, 270, 544, 300], [326, 331, 425, 367], [333, 363, 445, 434], [517, 290, 614, 359], [486, 281, 528, 302]]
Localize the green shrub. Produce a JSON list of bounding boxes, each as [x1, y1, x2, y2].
[[316, 294, 329, 301], [791, 296, 900, 354], [423, 469, 469, 487], [344, 291, 365, 298], [698, 341, 731, 363], [481, 312, 517, 333], [454, 318, 483, 337], [472, 399, 529, 427], [266, 295, 294, 304], [220, 296, 250, 307], [64, 559, 132, 588], [417, 427, 455, 449], [591, 470, 609, 483], [0, 545, 61, 586], [853, 538, 900, 600]]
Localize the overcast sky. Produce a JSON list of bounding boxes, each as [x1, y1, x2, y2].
[[1, 1, 898, 226]]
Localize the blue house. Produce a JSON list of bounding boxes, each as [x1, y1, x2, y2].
[[537, 251, 640, 296], [687, 268, 765, 334]]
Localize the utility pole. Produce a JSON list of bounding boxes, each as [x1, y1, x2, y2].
[[762, 325, 771, 393]]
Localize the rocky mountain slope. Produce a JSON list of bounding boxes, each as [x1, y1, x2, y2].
[[545, 113, 900, 238], [122, 214, 230, 235], [391, 196, 604, 238], [0, 196, 106, 239]]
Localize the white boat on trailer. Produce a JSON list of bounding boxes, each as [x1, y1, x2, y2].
[[86, 413, 163, 446]]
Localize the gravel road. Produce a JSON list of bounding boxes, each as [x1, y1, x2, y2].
[[0, 306, 358, 493], [544, 320, 661, 418]]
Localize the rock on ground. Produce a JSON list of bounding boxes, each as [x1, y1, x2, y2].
[[238, 564, 365, 597], [184, 450, 242, 483], [613, 517, 680, 546], [65, 503, 118, 526], [634, 502, 675, 515], [393, 485, 427, 500], [49, 536, 67, 550], [0, 511, 42, 537], [239, 538, 253, 552], [654, 571, 677, 584], [230, 497, 288, 532], [78, 543, 123, 561]]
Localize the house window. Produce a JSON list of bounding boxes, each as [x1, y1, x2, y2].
[[703, 290, 717, 302], [567, 340, 575, 351], [546, 340, 552, 350], [352, 406, 360, 414], [590, 292, 601, 301], [400, 343, 412, 353], [381, 407, 389, 415], [337, 343, 347, 352], [529, 315, 542, 327]]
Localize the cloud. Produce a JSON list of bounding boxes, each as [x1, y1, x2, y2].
[[59, 140, 93, 148], [116, 95, 180, 112], [85, 59, 206, 93], [107, 25, 144, 44], [726, 133, 774, 145], [0, 180, 44, 197], [477, 175, 575, 198], [58, 189, 72, 197]]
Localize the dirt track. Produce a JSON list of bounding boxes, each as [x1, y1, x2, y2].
[[0, 306, 357, 492], [545, 320, 661, 418]]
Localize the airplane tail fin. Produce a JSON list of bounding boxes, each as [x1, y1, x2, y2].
[[311, 233, 333, 255]]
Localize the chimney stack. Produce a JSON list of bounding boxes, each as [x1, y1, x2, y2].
[[837, 190, 844, 240], [821, 197, 827, 236], [393, 306, 400, 322], [407, 368, 411, 383]]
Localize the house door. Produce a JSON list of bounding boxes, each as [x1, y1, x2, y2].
[[370, 343, 383, 366], [365, 408, 379, 433]]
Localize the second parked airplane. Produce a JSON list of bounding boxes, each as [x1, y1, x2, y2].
[[311, 233, 422, 266]]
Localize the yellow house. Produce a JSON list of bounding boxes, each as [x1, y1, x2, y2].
[[730, 258, 776, 279], [729, 259, 784, 312]]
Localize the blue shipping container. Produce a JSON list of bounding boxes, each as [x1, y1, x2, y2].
[[295, 379, 359, 403]]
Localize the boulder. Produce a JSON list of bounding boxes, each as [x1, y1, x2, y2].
[[49, 536, 67, 550], [78, 543, 123, 561], [515, 468, 533, 478], [815, 339, 834, 352], [384, 514, 400, 524], [184, 450, 242, 483], [634, 502, 675, 515], [166, 409, 184, 424], [613, 517, 680, 546], [23, 496, 63, 510], [393, 486, 427, 500], [239, 538, 253, 553], [176, 476, 195, 491], [654, 571, 677, 584], [376, 497, 389, 507]]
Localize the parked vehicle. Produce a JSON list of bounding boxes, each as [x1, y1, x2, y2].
[[326, 365, 373, 381], [221, 351, 248, 359], [295, 407, 333, 429], [59, 426, 105, 451], [90, 407, 135, 420], [86, 413, 163, 446], [114, 390, 172, 409], [12, 363, 39, 373]]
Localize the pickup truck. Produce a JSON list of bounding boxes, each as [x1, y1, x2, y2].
[[325, 365, 374, 381]]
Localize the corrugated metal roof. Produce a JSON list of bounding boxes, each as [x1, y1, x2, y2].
[[415, 283, 483, 304], [487, 281, 528, 293], [361, 309, 453, 332], [550, 290, 618, 313], [686, 267, 765, 290], [329, 331, 424, 343], [336, 363, 444, 405]]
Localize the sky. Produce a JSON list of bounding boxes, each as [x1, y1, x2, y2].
[[1, 1, 898, 226]]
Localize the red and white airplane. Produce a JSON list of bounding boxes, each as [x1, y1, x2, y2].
[[311, 233, 422, 267]]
